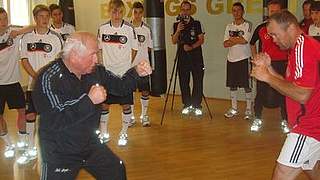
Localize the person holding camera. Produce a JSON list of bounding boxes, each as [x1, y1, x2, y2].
[[171, 1, 205, 116], [223, 2, 253, 120]]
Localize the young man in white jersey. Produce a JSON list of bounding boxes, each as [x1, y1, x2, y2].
[[49, 3, 75, 41], [19, 4, 63, 164], [0, 8, 28, 158], [97, 0, 139, 146], [130, 1, 153, 127], [223, 2, 253, 120]]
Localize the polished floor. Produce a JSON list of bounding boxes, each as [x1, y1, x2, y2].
[[0, 94, 310, 180]]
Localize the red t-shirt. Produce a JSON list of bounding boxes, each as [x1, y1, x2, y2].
[[286, 34, 320, 141], [300, 18, 313, 35], [250, 22, 288, 61]]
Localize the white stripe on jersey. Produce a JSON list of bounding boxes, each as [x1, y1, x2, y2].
[[295, 35, 304, 79]]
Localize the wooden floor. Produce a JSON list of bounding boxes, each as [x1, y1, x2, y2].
[[0, 94, 310, 180]]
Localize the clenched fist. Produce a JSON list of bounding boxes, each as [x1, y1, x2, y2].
[[135, 60, 152, 77], [88, 84, 107, 104]]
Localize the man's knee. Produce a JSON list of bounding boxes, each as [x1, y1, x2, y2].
[[272, 163, 301, 180]]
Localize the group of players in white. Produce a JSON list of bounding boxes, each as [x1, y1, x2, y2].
[[0, 1, 153, 164]]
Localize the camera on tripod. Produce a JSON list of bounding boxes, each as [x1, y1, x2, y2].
[[176, 15, 189, 24]]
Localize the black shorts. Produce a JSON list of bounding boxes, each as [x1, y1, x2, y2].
[[106, 93, 134, 105], [137, 76, 150, 92], [226, 59, 250, 88], [26, 91, 37, 114], [40, 145, 127, 180], [0, 82, 26, 114]]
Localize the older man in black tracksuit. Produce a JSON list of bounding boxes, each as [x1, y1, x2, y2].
[[32, 32, 151, 180]]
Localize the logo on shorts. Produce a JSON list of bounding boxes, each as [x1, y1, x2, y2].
[[55, 168, 71, 173], [304, 160, 309, 165]]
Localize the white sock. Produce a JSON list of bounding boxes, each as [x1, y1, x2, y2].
[[140, 96, 149, 117], [26, 121, 35, 148], [230, 90, 237, 110], [100, 111, 109, 135], [1, 133, 12, 146], [130, 105, 134, 118], [121, 112, 132, 134], [18, 131, 27, 143], [245, 92, 252, 111]]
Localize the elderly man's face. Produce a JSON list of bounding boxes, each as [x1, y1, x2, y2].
[[267, 20, 291, 50], [81, 41, 98, 74]]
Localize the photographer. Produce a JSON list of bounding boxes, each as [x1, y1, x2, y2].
[[171, 1, 205, 116]]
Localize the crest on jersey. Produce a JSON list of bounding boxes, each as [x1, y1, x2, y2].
[[6, 38, 13, 46], [138, 35, 145, 43], [119, 36, 127, 44], [44, 44, 52, 52]]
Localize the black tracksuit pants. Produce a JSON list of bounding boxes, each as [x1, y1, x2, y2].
[[178, 50, 204, 108]]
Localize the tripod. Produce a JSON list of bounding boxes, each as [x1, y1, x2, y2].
[[160, 44, 213, 125]]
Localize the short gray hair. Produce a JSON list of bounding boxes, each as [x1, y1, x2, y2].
[[62, 37, 87, 59]]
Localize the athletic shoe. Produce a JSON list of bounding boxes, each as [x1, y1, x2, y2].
[[244, 109, 252, 120], [4, 144, 15, 158], [224, 108, 239, 118], [140, 115, 151, 127], [118, 133, 128, 146], [128, 116, 136, 127], [99, 133, 110, 144], [181, 105, 193, 115], [250, 118, 263, 132], [16, 133, 28, 150], [280, 119, 290, 134], [16, 147, 37, 165], [194, 108, 203, 116]]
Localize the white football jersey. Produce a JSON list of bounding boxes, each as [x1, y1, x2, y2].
[[20, 29, 63, 90], [132, 22, 153, 66], [98, 20, 138, 76], [50, 23, 75, 41], [0, 26, 22, 85]]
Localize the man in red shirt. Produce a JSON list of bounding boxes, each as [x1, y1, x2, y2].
[[251, 10, 320, 179], [250, 0, 288, 133], [300, 0, 314, 34]]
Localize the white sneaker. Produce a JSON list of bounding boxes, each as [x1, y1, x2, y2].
[[250, 118, 263, 132], [4, 144, 15, 158], [244, 109, 252, 120], [280, 119, 290, 134], [194, 108, 203, 116], [224, 108, 239, 118], [182, 105, 193, 115], [128, 116, 136, 127], [16, 147, 37, 165], [140, 115, 151, 127], [99, 133, 110, 144], [16, 133, 28, 150], [118, 133, 128, 146]]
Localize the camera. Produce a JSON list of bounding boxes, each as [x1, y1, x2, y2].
[[176, 15, 189, 24]]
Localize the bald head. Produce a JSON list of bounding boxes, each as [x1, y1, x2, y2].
[[63, 31, 99, 76]]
